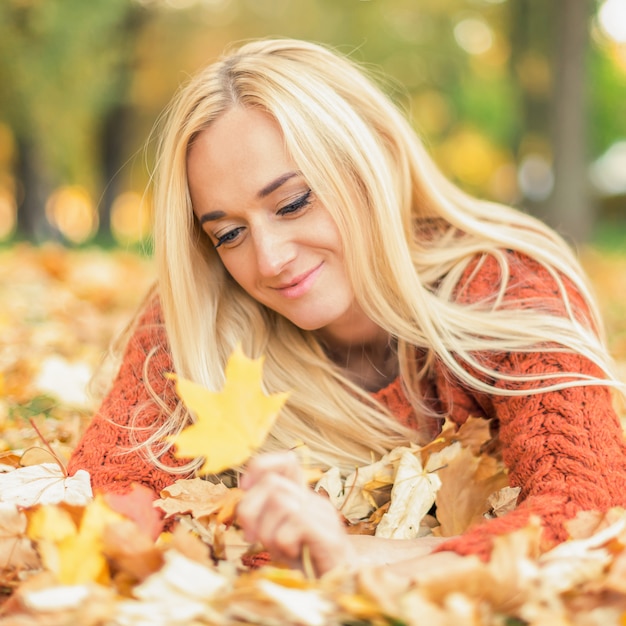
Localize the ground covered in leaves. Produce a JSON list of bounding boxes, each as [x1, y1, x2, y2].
[[1, 242, 626, 626]]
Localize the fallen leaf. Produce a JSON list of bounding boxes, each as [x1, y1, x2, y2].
[[155, 477, 231, 519], [453, 416, 494, 455], [434, 448, 509, 537], [104, 482, 163, 540], [538, 513, 626, 594], [168, 346, 289, 474], [332, 446, 411, 522], [34, 356, 92, 408], [0, 502, 40, 570], [166, 523, 214, 567], [485, 486, 521, 518], [564, 507, 626, 540], [102, 519, 164, 583], [375, 449, 441, 539], [114, 550, 228, 625], [27, 495, 124, 585], [255, 579, 334, 626], [0, 462, 92, 507]]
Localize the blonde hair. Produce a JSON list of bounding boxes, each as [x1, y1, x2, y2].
[[141, 38, 622, 475]]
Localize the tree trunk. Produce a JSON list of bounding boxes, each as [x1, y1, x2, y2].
[[14, 138, 59, 242], [546, 0, 593, 243]]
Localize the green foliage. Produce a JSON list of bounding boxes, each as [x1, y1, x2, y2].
[[0, 0, 625, 242], [0, 0, 140, 187], [589, 44, 626, 157]]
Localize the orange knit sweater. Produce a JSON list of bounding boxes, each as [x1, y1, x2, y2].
[[68, 252, 626, 560]]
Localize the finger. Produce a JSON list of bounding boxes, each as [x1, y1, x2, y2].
[[241, 451, 304, 489], [237, 473, 304, 543]]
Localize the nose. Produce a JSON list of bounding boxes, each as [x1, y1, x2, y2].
[[252, 226, 296, 278]]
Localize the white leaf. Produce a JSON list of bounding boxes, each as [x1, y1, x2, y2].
[[34, 355, 92, 407], [22, 585, 91, 612], [315, 466, 344, 509], [537, 513, 626, 593], [115, 550, 228, 626], [337, 446, 413, 522], [257, 580, 334, 626], [0, 463, 93, 507], [375, 450, 441, 539], [0, 502, 40, 569]]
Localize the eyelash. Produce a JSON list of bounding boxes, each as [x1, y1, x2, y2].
[[214, 189, 312, 249]]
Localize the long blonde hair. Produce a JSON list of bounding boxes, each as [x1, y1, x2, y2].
[[142, 38, 622, 475]]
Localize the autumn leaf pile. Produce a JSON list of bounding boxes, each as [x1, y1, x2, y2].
[[2, 243, 626, 626]]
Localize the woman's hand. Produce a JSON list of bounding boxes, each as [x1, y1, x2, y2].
[[237, 451, 455, 576], [237, 451, 357, 575]]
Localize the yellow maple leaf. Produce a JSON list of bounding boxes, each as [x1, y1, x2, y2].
[[169, 345, 289, 475], [27, 495, 124, 585]]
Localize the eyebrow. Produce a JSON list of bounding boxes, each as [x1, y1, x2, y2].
[[258, 171, 299, 198], [199, 170, 301, 225]]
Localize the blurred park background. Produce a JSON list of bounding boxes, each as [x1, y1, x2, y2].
[[1, 0, 626, 457], [0, 0, 625, 248]]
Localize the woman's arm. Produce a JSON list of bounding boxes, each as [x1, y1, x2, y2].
[[430, 252, 626, 559], [67, 295, 190, 495]]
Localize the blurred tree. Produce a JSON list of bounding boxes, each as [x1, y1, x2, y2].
[[1, 0, 623, 244], [549, 0, 594, 243], [0, 0, 146, 242]]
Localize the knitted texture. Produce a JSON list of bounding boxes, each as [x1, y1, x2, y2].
[[68, 251, 626, 561]]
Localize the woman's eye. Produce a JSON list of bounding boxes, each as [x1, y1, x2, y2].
[[278, 189, 312, 216], [214, 227, 244, 249]]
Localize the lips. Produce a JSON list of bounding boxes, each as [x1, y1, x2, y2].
[[274, 263, 323, 299]]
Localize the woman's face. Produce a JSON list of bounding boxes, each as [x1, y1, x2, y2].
[[187, 106, 373, 342]]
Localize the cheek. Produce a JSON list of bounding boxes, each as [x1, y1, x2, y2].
[[315, 212, 344, 251], [219, 254, 254, 291]]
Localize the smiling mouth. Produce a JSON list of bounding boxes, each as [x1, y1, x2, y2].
[[274, 263, 323, 298]]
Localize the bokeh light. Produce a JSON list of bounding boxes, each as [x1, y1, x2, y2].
[[411, 90, 453, 136], [0, 123, 15, 168], [598, 0, 626, 43], [591, 141, 626, 196], [45, 186, 98, 244], [0, 185, 16, 240], [454, 17, 494, 55], [517, 155, 554, 202], [111, 191, 152, 245], [437, 127, 505, 189]]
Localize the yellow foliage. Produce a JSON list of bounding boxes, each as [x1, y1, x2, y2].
[[27, 495, 124, 585], [169, 345, 289, 474]]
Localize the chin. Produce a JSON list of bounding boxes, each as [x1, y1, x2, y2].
[[282, 314, 330, 332]]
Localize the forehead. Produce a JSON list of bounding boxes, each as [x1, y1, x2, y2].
[[187, 106, 297, 205]]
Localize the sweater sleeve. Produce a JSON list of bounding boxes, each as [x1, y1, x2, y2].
[[67, 295, 192, 495], [432, 252, 626, 560]]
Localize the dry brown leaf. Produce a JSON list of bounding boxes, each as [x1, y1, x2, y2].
[[165, 523, 214, 567], [485, 486, 520, 518], [155, 478, 230, 519], [435, 447, 509, 537], [212, 524, 250, 562], [483, 521, 542, 614], [538, 513, 626, 595], [345, 501, 390, 536], [102, 520, 164, 583], [603, 548, 626, 595], [0, 502, 40, 571], [114, 549, 228, 625], [453, 416, 494, 455], [565, 506, 626, 540], [104, 483, 164, 541]]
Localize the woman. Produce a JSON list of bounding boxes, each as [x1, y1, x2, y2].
[[68, 38, 626, 575]]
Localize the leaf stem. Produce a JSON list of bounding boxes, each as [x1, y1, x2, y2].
[[28, 418, 68, 477]]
